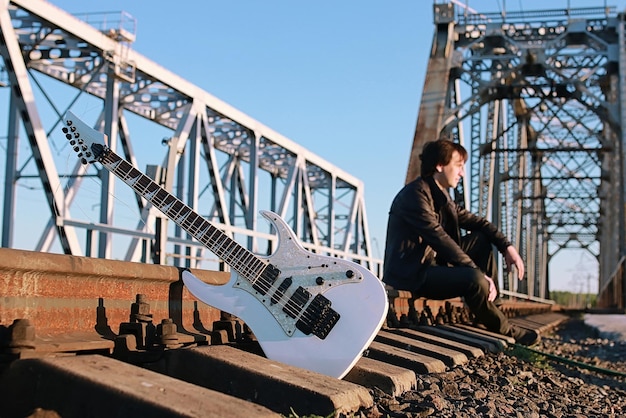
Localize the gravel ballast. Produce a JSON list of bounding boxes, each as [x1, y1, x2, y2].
[[365, 315, 626, 417]]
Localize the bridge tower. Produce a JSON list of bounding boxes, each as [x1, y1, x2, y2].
[[408, 2, 626, 305], [0, 0, 378, 273]]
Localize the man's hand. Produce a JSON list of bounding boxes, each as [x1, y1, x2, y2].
[[484, 275, 497, 302], [504, 245, 525, 280]]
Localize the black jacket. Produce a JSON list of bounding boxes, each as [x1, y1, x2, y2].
[[382, 176, 511, 291]]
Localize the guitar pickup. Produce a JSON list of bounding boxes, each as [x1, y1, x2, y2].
[[283, 286, 310, 319], [252, 263, 280, 295], [271, 277, 293, 305]]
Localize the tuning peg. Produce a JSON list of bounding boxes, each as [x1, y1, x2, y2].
[[66, 120, 73, 127], [62, 127, 72, 140]]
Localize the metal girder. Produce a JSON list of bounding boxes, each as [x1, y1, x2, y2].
[[0, 0, 378, 272], [0, 0, 85, 255], [406, 2, 456, 184], [409, 3, 624, 299]]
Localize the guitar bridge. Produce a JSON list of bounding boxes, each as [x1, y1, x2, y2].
[[296, 293, 340, 340]]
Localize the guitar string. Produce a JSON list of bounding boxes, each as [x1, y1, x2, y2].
[[101, 153, 328, 323]]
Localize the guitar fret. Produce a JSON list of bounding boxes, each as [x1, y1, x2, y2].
[[223, 241, 236, 256], [195, 224, 209, 242], [125, 167, 139, 182], [202, 228, 220, 246], [151, 189, 166, 208], [186, 214, 203, 235], [244, 253, 263, 277], [213, 235, 228, 252], [202, 231, 216, 249], [178, 209, 191, 227], [187, 213, 199, 231], [215, 238, 230, 259], [172, 200, 189, 226], [136, 176, 152, 195], [229, 246, 245, 265], [186, 216, 200, 235], [159, 194, 176, 213], [125, 173, 141, 189], [163, 195, 176, 210], [144, 182, 160, 200]]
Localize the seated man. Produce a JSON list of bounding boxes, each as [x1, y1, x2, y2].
[[383, 139, 539, 346]]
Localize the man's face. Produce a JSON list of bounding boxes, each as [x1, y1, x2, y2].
[[434, 150, 465, 189]]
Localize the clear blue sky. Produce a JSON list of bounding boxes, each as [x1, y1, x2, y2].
[[44, 0, 624, 292]]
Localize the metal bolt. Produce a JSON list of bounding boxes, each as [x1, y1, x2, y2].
[[158, 318, 181, 348], [159, 318, 177, 338], [130, 294, 153, 322]]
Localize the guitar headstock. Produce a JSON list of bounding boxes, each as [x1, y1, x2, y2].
[[62, 111, 108, 165]]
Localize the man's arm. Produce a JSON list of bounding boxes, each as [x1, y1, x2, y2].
[[503, 245, 525, 280], [456, 205, 525, 279]]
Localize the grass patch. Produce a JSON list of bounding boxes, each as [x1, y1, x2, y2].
[[283, 408, 336, 418], [507, 345, 552, 370]]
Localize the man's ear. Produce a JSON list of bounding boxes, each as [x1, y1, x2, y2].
[[435, 165, 443, 173]]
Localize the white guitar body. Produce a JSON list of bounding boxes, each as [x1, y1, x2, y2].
[[183, 211, 388, 379], [62, 111, 388, 379]]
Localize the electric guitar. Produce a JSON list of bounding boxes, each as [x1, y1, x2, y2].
[[62, 111, 388, 379]]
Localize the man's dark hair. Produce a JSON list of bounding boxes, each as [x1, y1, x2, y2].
[[419, 139, 468, 177]]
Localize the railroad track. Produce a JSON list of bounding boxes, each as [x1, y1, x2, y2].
[[0, 248, 565, 417]]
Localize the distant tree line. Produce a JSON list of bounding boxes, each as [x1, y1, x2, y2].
[[550, 291, 597, 309]]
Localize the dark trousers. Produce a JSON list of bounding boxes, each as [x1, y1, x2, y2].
[[416, 232, 510, 335]]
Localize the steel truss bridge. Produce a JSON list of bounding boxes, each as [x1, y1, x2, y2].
[[408, 2, 626, 305], [0, 0, 377, 274], [1, 0, 626, 305]]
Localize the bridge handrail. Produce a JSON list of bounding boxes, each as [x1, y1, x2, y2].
[[500, 290, 555, 305]]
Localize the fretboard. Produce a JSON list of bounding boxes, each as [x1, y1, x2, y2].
[[98, 149, 267, 281]]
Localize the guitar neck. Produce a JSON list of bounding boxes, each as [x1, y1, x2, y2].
[[98, 149, 265, 277]]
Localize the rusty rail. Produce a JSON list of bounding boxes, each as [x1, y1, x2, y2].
[[0, 247, 230, 355], [385, 286, 557, 329]]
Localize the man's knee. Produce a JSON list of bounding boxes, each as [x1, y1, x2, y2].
[[468, 269, 489, 295]]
